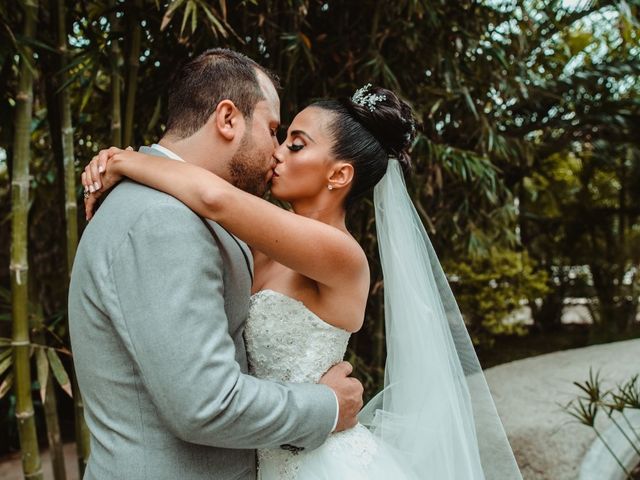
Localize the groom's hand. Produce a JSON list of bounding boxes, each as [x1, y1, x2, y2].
[[319, 361, 363, 432]]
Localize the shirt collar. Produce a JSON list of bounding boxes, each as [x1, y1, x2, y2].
[[151, 143, 185, 162]]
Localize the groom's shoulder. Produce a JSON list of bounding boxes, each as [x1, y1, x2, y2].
[[91, 180, 209, 238], [106, 179, 190, 215]]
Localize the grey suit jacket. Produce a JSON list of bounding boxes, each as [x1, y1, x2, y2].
[[68, 146, 336, 480]]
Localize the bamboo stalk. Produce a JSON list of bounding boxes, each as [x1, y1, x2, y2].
[[55, 0, 90, 474], [109, 0, 122, 147], [37, 338, 66, 480], [11, 0, 43, 478], [43, 372, 66, 480], [123, 0, 142, 147]]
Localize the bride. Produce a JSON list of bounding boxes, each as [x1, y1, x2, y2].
[[82, 84, 522, 479]]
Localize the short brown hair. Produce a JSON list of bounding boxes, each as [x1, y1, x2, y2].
[[165, 48, 279, 138]]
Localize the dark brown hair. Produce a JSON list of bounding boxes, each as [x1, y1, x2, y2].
[[311, 86, 416, 208], [165, 48, 279, 139]]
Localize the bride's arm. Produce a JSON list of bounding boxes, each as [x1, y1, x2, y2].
[[86, 149, 368, 290]]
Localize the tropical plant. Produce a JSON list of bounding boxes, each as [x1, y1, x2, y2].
[[564, 369, 640, 479]]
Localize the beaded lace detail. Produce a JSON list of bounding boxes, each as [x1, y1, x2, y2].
[[245, 290, 381, 479], [245, 290, 350, 384]]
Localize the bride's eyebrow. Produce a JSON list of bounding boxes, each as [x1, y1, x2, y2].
[[290, 130, 316, 143]]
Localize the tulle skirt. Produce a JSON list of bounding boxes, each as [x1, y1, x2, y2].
[[258, 423, 419, 480]]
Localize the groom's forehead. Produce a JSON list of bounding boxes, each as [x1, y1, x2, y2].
[[255, 69, 280, 111]]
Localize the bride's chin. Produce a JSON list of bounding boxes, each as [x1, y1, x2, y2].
[[269, 184, 285, 201], [269, 186, 296, 203]]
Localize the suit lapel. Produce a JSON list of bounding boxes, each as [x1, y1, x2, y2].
[[140, 145, 254, 282], [203, 220, 254, 283]]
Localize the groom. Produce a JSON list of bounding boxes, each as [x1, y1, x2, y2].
[[69, 49, 363, 480]]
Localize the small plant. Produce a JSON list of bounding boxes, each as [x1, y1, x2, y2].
[[563, 369, 640, 479]]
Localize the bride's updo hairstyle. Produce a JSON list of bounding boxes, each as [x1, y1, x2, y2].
[[311, 85, 417, 207]]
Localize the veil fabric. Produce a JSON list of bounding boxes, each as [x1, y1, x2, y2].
[[358, 159, 523, 479]]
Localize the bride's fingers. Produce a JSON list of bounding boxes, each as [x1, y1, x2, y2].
[[83, 165, 96, 193], [99, 146, 125, 165], [89, 158, 101, 190], [85, 166, 95, 192]]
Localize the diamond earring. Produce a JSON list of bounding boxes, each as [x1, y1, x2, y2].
[[328, 185, 333, 191]]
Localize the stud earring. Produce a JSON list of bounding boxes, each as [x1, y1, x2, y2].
[[328, 185, 333, 191]]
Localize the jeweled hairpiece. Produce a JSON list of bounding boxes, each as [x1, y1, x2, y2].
[[351, 83, 386, 112]]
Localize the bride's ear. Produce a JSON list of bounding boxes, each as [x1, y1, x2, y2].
[[327, 162, 354, 191], [214, 99, 242, 141]]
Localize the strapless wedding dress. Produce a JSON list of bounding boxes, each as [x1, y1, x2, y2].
[[245, 289, 416, 480]]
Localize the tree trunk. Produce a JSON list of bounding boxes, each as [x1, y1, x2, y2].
[[10, 0, 43, 478], [55, 0, 91, 474], [35, 318, 66, 480], [109, 0, 122, 146], [123, 0, 142, 147], [531, 280, 565, 332]]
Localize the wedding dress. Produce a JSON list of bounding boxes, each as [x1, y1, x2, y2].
[[244, 160, 522, 480], [245, 289, 416, 480]]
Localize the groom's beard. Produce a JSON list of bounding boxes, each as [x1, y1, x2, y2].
[[229, 130, 270, 197]]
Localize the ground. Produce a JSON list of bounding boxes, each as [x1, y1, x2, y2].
[[485, 338, 640, 480]]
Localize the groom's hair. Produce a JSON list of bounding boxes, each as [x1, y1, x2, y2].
[[165, 48, 279, 139]]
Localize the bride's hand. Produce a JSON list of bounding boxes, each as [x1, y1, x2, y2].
[[82, 146, 133, 220]]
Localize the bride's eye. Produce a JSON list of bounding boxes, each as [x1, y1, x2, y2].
[[287, 144, 304, 152]]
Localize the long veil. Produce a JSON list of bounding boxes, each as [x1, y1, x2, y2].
[[359, 159, 523, 479]]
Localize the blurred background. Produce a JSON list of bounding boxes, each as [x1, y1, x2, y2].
[[0, 0, 638, 479]]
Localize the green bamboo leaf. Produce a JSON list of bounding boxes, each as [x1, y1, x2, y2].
[[428, 99, 443, 119], [0, 353, 11, 377], [191, 4, 198, 34], [0, 373, 13, 399], [219, 0, 227, 19], [14, 33, 58, 54], [79, 67, 98, 113], [47, 348, 72, 397], [0, 348, 11, 363], [161, 0, 186, 31], [199, 2, 227, 39], [461, 86, 479, 120], [180, 1, 195, 36], [36, 348, 48, 404]]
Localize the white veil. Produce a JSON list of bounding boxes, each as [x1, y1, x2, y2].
[[359, 159, 523, 479]]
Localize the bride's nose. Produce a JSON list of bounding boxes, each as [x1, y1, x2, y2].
[[273, 143, 288, 161]]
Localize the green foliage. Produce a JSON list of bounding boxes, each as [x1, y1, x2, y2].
[[0, 0, 638, 459], [564, 369, 640, 477], [445, 248, 549, 345]]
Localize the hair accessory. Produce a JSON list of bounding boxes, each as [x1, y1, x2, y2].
[[351, 83, 386, 112]]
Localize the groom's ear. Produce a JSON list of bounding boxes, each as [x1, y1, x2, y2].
[[214, 99, 243, 141]]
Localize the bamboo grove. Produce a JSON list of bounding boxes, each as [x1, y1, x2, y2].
[[0, 1, 639, 477]]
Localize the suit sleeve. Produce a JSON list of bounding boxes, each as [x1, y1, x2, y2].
[[107, 201, 337, 449]]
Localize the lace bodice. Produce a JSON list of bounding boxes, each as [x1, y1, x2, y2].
[[244, 290, 408, 480], [244, 289, 351, 383]]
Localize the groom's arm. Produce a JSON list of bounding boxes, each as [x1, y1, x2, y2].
[[108, 200, 337, 449]]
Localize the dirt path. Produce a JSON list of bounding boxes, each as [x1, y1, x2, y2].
[[0, 443, 79, 480]]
